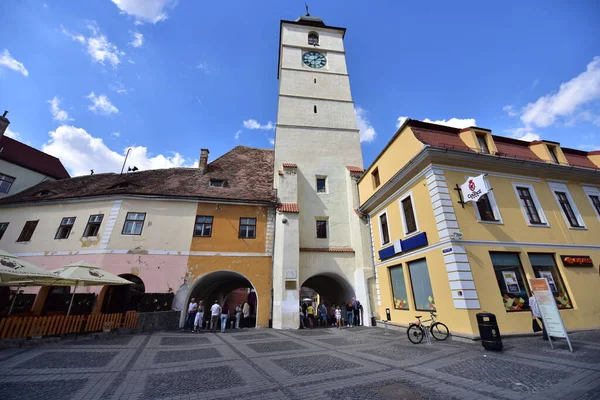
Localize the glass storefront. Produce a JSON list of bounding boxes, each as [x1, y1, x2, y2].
[[407, 258, 436, 311], [528, 253, 573, 309], [490, 252, 530, 311], [389, 265, 409, 310]]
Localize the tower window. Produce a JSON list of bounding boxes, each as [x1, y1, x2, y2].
[[314, 105, 317, 114], [314, 78, 316, 83], [308, 32, 319, 46]]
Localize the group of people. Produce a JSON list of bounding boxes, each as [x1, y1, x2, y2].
[[185, 298, 251, 333], [300, 297, 362, 329]]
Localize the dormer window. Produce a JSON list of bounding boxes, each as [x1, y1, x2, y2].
[[477, 134, 490, 154], [372, 168, 381, 189], [38, 190, 51, 197], [210, 179, 225, 187], [548, 146, 560, 164], [308, 32, 319, 46]]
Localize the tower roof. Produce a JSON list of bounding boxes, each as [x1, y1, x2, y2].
[[294, 15, 326, 28]]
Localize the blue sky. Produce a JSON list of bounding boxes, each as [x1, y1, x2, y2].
[[1, 0, 599, 176]]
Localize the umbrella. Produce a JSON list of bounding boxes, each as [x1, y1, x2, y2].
[[0, 250, 67, 316], [48, 261, 133, 315]]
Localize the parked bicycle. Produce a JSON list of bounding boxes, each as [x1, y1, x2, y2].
[[407, 312, 449, 344]]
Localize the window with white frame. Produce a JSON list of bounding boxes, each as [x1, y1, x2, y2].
[[399, 191, 418, 235], [468, 176, 502, 223], [512, 183, 548, 226], [122, 212, 146, 235], [378, 210, 391, 246], [548, 182, 585, 228], [582, 185, 600, 221], [0, 174, 15, 194], [55, 217, 76, 239]]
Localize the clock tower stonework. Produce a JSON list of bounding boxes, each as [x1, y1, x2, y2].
[[272, 15, 374, 329]]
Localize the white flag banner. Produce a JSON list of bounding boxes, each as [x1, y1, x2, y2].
[[460, 174, 489, 203]]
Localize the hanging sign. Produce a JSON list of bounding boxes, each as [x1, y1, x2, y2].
[[530, 278, 573, 352], [560, 255, 593, 268], [460, 174, 489, 203]]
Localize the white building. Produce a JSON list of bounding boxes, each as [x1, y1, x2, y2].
[[272, 14, 374, 329]]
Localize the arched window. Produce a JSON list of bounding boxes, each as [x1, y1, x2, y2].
[[308, 32, 319, 46]]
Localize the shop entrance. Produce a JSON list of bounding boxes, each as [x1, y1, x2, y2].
[[102, 274, 145, 314], [188, 271, 257, 329]]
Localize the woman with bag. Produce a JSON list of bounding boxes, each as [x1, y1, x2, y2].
[[529, 295, 548, 341]]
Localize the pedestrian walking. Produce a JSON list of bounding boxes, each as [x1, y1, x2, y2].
[[220, 303, 229, 333], [193, 300, 204, 332], [235, 305, 242, 329], [319, 303, 328, 327], [299, 305, 306, 329], [335, 306, 342, 329], [529, 295, 548, 341], [210, 300, 221, 333], [352, 297, 361, 326], [185, 297, 198, 331], [345, 301, 353, 327], [306, 302, 315, 329], [329, 303, 337, 327], [242, 301, 251, 328]]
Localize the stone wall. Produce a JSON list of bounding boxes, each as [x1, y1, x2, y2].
[[134, 310, 180, 333]]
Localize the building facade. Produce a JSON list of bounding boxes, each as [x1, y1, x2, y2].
[[0, 146, 276, 327], [0, 112, 70, 198], [358, 119, 600, 337], [272, 15, 374, 329]]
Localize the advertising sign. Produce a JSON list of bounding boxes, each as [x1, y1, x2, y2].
[[460, 174, 489, 203], [530, 278, 573, 352], [538, 271, 557, 292], [502, 271, 520, 293], [560, 255, 594, 268]]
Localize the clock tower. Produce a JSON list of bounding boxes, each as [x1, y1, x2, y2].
[[272, 14, 373, 329]]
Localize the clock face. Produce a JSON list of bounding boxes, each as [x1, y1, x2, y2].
[[302, 51, 327, 68]]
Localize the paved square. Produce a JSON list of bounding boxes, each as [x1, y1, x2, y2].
[[1, 328, 599, 399]]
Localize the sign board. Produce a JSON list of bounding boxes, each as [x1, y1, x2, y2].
[[530, 278, 573, 352], [385, 308, 391, 321], [560, 255, 594, 268], [442, 247, 453, 254], [502, 271, 520, 294], [460, 174, 489, 203]]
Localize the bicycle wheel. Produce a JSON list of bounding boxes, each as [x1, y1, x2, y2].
[[407, 324, 424, 344], [430, 322, 449, 341]]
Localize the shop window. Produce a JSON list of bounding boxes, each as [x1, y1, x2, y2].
[[239, 217, 256, 239], [489, 252, 530, 312], [389, 265, 409, 310], [378, 211, 390, 245], [528, 253, 572, 309], [408, 258, 436, 311]]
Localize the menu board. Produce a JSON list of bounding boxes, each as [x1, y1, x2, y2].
[[530, 278, 572, 352]]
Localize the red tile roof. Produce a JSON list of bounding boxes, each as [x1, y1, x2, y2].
[[412, 127, 471, 152], [278, 203, 299, 213], [563, 149, 597, 169], [299, 247, 355, 253], [492, 136, 540, 162], [0, 136, 70, 179], [346, 166, 364, 173], [282, 163, 297, 168], [0, 146, 277, 205]]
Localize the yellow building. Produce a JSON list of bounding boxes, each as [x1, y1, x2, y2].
[[358, 119, 600, 338]]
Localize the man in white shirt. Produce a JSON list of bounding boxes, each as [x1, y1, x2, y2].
[[529, 295, 548, 341], [185, 298, 198, 331], [210, 301, 221, 333]]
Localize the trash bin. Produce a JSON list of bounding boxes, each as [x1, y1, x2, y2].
[[476, 312, 503, 351], [371, 317, 377, 327]]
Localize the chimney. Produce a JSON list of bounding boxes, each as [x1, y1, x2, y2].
[[0, 111, 9, 140], [199, 148, 210, 174]]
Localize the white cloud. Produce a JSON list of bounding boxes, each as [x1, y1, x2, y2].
[[5, 126, 21, 140], [110, 81, 132, 95], [521, 56, 600, 128], [243, 119, 274, 130], [507, 127, 540, 142], [355, 106, 376, 143], [42, 125, 195, 176], [87, 92, 119, 115], [129, 31, 144, 48], [196, 62, 209, 73], [234, 130, 241, 140], [111, 132, 121, 137], [396, 116, 408, 128], [111, 0, 175, 24], [268, 138, 275, 146], [48, 96, 72, 122], [423, 118, 476, 129], [62, 22, 124, 68], [502, 105, 518, 117], [0, 49, 29, 76]]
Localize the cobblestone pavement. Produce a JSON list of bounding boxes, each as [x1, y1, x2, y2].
[[1, 327, 599, 400]]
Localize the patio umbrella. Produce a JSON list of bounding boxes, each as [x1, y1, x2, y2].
[[48, 261, 133, 315]]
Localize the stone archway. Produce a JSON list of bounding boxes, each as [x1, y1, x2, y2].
[[101, 274, 145, 314], [188, 270, 258, 329], [301, 272, 356, 310]]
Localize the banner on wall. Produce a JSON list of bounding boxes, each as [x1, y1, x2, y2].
[[502, 271, 520, 294], [530, 278, 573, 352], [460, 174, 489, 203]]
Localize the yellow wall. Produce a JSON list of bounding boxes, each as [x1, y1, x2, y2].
[[358, 127, 424, 202], [190, 203, 269, 253], [187, 256, 272, 328]]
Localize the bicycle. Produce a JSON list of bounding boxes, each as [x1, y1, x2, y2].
[[406, 312, 449, 344]]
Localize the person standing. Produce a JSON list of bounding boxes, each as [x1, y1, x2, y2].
[[210, 300, 221, 333], [345, 301, 353, 328], [235, 304, 242, 329], [299, 305, 306, 329], [352, 297, 360, 326], [306, 302, 315, 329], [185, 298, 198, 331], [220, 303, 229, 333], [335, 306, 342, 329], [242, 301, 250, 328], [193, 300, 204, 332], [529, 295, 548, 341]]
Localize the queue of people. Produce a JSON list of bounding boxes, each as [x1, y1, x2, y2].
[[300, 297, 363, 329], [184, 298, 252, 332]]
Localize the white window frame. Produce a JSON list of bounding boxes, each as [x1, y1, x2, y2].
[[548, 181, 586, 229], [512, 182, 549, 227], [377, 209, 392, 247], [398, 190, 420, 238], [464, 175, 503, 224], [582, 185, 600, 221]]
